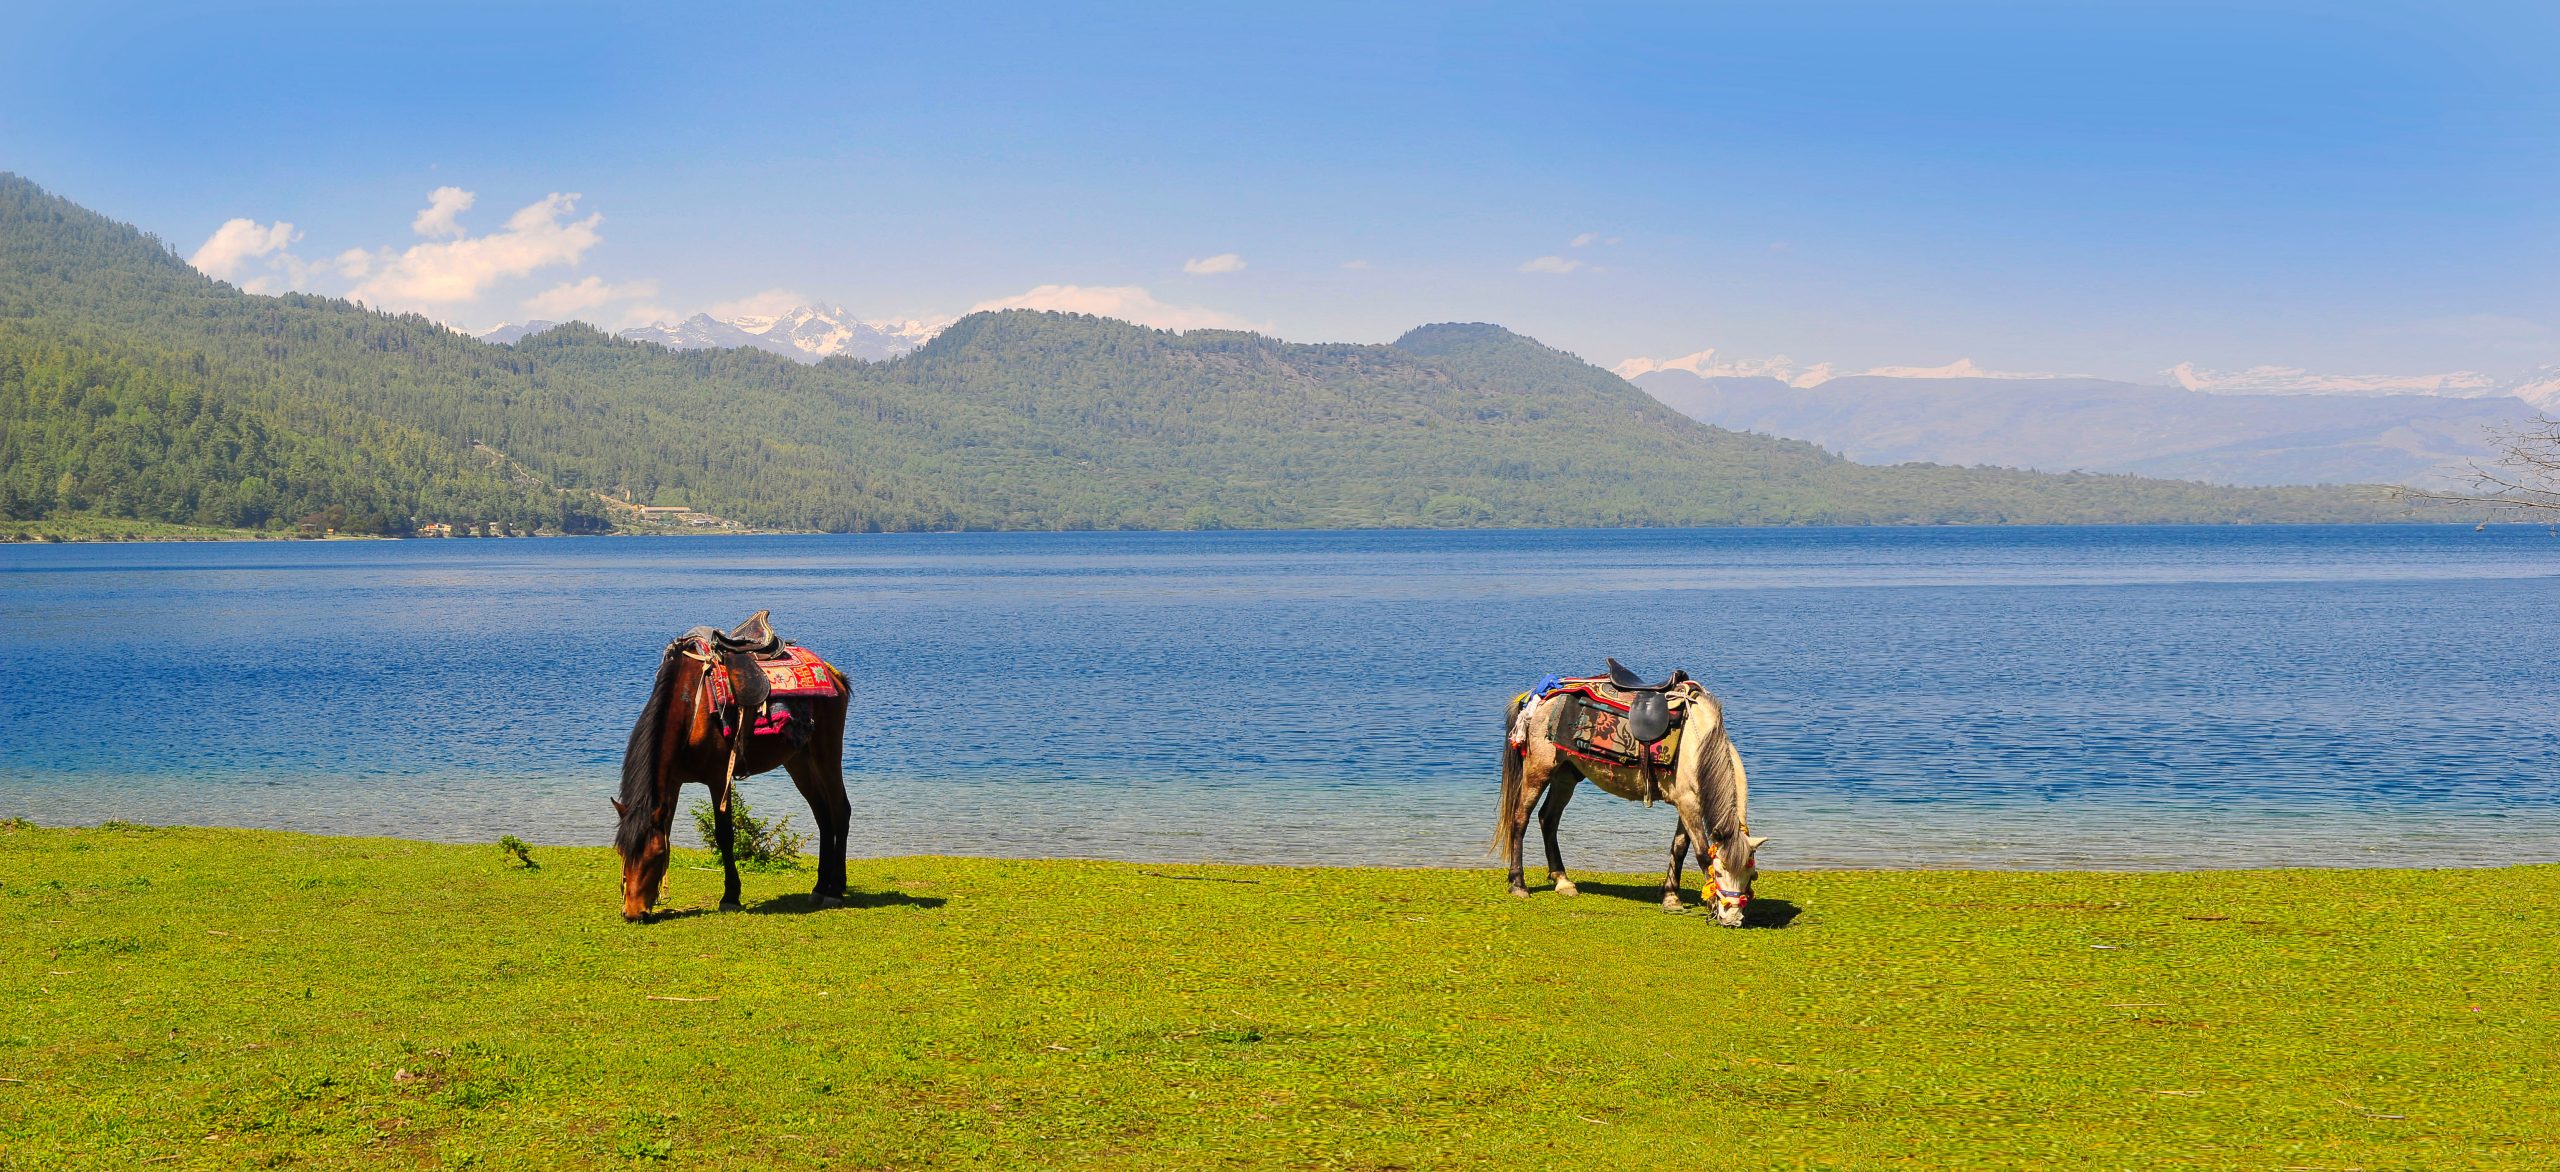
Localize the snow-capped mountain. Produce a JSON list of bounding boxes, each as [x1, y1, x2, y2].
[[475, 320, 559, 345], [618, 304, 948, 363]]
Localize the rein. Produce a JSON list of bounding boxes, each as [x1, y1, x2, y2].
[[677, 640, 747, 814]]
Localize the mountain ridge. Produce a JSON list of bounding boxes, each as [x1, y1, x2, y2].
[[1, 172, 2415, 534], [1635, 368, 2534, 489]]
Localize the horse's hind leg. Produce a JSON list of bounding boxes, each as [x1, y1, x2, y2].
[[713, 779, 744, 912], [1662, 825, 1691, 912], [1507, 758, 1555, 899], [784, 754, 849, 907], [1538, 776, 1579, 896]]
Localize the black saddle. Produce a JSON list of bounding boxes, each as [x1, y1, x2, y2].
[[1605, 657, 1686, 693], [1605, 658, 1686, 745], [708, 609, 786, 659]]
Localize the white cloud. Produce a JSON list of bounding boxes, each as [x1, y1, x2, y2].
[[523, 276, 660, 319], [347, 190, 603, 311], [1340, 258, 1370, 270], [1569, 232, 1599, 248], [411, 186, 474, 239], [187, 218, 301, 284], [1518, 255, 1587, 274], [1183, 253, 1246, 276], [969, 284, 1260, 332]]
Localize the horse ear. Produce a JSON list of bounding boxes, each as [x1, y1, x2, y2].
[[610, 799, 628, 817], [1747, 834, 1770, 851]]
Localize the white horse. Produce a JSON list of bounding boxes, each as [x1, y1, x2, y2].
[[1495, 679, 1767, 926]]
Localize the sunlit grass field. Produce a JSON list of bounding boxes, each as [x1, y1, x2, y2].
[[2, 821, 2551, 1169]]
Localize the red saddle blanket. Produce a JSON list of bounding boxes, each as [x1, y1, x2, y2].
[[756, 646, 842, 697], [705, 645, 844, 711], [1542, 677, 1683, 769]]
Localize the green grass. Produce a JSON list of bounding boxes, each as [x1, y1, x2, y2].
[[2, 822, 2552, 1169]]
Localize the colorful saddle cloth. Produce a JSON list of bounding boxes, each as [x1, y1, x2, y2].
[[1532, 675, 1686, 769], [704, 643, 844, 712]]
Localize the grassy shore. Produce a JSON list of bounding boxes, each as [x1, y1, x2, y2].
[[2, 822, 2551, 1169]]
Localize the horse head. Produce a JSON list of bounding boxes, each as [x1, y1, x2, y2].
[[1707, 833, 1769, 927], [612, 797, 672, 922]]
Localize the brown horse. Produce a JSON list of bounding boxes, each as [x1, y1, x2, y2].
[[1496, 677, 1767, 926], [613, 616, 851, 921]]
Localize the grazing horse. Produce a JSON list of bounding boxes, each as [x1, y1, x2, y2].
[[614, 613, 851, 921], [1495, 673, 1767, 926]]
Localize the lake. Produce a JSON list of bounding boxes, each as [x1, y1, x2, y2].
[[2, 526, 2554, 870]]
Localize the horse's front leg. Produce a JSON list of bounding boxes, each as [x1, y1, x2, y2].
[[713, 778, 744, 912], [1538, 776, 1578, 896], [1662, 825, 1691, 912]]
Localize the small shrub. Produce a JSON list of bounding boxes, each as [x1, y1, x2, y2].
[[496, 835, 538, 870], [689, 794, 804, 870], [95, 820, 153, 832], [1, 816, 33, 832]]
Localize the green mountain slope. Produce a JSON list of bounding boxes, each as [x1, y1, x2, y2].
[[0, 173, 2403, 532]]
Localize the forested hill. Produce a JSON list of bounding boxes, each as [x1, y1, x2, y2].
[[1, 173, 2404, 533]]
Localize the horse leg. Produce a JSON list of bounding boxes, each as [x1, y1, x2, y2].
[[1538, 776, 1579, 896], [1507, 759, 1553, 899], [1662, 825, 1691, 912], [713, 776, 744, 912], [784, 754, 849, 907]]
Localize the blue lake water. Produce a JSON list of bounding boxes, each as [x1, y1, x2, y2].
[[2, 526, 2555, 870]]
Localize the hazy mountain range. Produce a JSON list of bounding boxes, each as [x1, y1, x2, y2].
[[1631, 369, 2543, 488], [478, 304, 946, 363]]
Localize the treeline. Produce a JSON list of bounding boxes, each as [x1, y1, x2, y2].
[[0, 171, 2409, 535], [0, 329, 606, 533]]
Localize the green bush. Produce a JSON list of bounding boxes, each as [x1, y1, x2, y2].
[[689, 794, 804, 870]]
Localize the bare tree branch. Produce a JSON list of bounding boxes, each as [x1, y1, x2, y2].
[[2396, 415, 2560, 518]]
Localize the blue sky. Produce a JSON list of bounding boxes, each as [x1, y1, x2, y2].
[[4, 1, 2554, 387]]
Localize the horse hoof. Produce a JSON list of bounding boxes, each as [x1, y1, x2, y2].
[[1661, 900, 1686, 914], [719, 900, 743, 913], [1553, 879, 1578, 897], [1509, 885, 1531, 899], [812, 894, 844, 909]]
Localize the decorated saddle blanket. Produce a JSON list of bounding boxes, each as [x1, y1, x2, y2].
[[1517, 675, 1686, 769], [704, 644, 844, 712]]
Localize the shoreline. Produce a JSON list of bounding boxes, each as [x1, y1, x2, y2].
[[0, 515, 2517, 546]]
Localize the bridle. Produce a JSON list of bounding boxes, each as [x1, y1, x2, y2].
[[1707, 841, 1753, 912]]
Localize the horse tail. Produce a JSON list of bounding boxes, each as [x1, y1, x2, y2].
[[616, 642, 686, 860], [1493, 694, 1527, 863]]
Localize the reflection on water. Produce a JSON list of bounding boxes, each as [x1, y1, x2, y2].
[[2, 525, 2555, 870]]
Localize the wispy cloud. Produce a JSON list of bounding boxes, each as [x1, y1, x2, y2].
[[1340, 258, 1370, 270], [969, 284, 1260, 332], [522, 275, 659, 319], [1182, 252, 1246, 276], [1569, 232, 1599, 248], [1518, 255, 1588, 275]]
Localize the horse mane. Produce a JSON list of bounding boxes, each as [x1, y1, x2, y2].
[[615, 641, 686, 860], [1687, 686, 1751, 860]]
